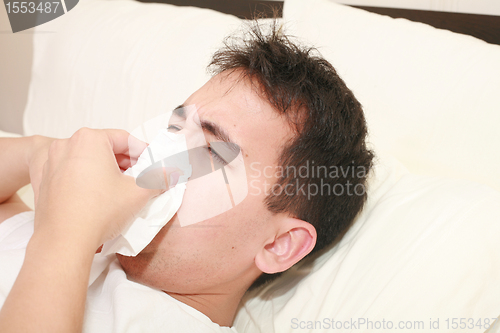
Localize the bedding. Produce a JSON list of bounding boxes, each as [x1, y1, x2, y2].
[[282, 0, 500, 192], [23, 0, 242, 138]]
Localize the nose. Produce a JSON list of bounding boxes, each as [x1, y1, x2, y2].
[[136, 142, 241, 189]]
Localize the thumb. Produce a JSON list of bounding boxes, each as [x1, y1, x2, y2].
[[121, 175, 165, 210], [135, 166, 184, 192]]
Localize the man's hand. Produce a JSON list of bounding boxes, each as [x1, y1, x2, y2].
[[0, 128, 169, 333], [34, 128, 162, 246]]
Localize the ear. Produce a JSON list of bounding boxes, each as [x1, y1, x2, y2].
[[255, 217, 317, 274]]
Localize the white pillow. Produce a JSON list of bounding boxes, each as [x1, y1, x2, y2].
[[234, 152, 500, 333], [23, 0, 242, 138], [282, 0, 500, 192]]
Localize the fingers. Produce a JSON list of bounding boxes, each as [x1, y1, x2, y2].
[[135, 165, 183, 190], [120, 173, 164, 207], [115, 154, 137, 171], [67, 129, 149, 173], [102, 129, 148, 159]]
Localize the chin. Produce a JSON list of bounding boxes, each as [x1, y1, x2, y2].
[[116, 253, 142, 281], [116, 252, 162, 289]]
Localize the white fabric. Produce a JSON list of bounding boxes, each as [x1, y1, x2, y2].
[[102, 129, 192, 256], [0, 212, 33, 304], [23, 0, 242, 139], [234, 152, 500, 333], [85, 260, 237, 332], [283, 0, 500, 192], [0, 211, 237, 333]]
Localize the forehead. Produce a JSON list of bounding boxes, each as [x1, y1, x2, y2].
[[184, 71, 293, 161]]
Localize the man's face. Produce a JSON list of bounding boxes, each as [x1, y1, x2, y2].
[[117, 70, 294, 294]]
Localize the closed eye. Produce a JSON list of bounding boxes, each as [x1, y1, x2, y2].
[[207, 143, 227, 165], [167, 125, 182, 132]]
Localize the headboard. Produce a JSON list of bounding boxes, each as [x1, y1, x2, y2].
[[137, 0, 500, 45]]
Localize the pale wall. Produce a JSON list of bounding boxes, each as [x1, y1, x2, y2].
[[0, 6, 33, 134]]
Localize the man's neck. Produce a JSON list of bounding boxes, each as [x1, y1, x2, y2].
[[166, 285, 248, 327]]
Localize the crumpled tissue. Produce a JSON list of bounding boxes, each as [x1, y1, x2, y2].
[[100, 129, 192, 256]]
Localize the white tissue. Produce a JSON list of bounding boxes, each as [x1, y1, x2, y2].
[[100, 129, 192, 256]]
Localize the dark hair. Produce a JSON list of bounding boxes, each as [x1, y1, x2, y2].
[[209, 21, 374, 289]]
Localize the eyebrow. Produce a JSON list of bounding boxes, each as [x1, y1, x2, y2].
[[173, 104, 242, 155], [173, 105, 186, 118], [200, 120, 233, 144]]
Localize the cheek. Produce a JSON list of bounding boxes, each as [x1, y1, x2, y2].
[[169, 205, 264, 263], [176, 172, 234, 227], [118, 187, 271, 291]]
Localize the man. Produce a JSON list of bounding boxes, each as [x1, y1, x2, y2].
[[0, 23, 373, 331]]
